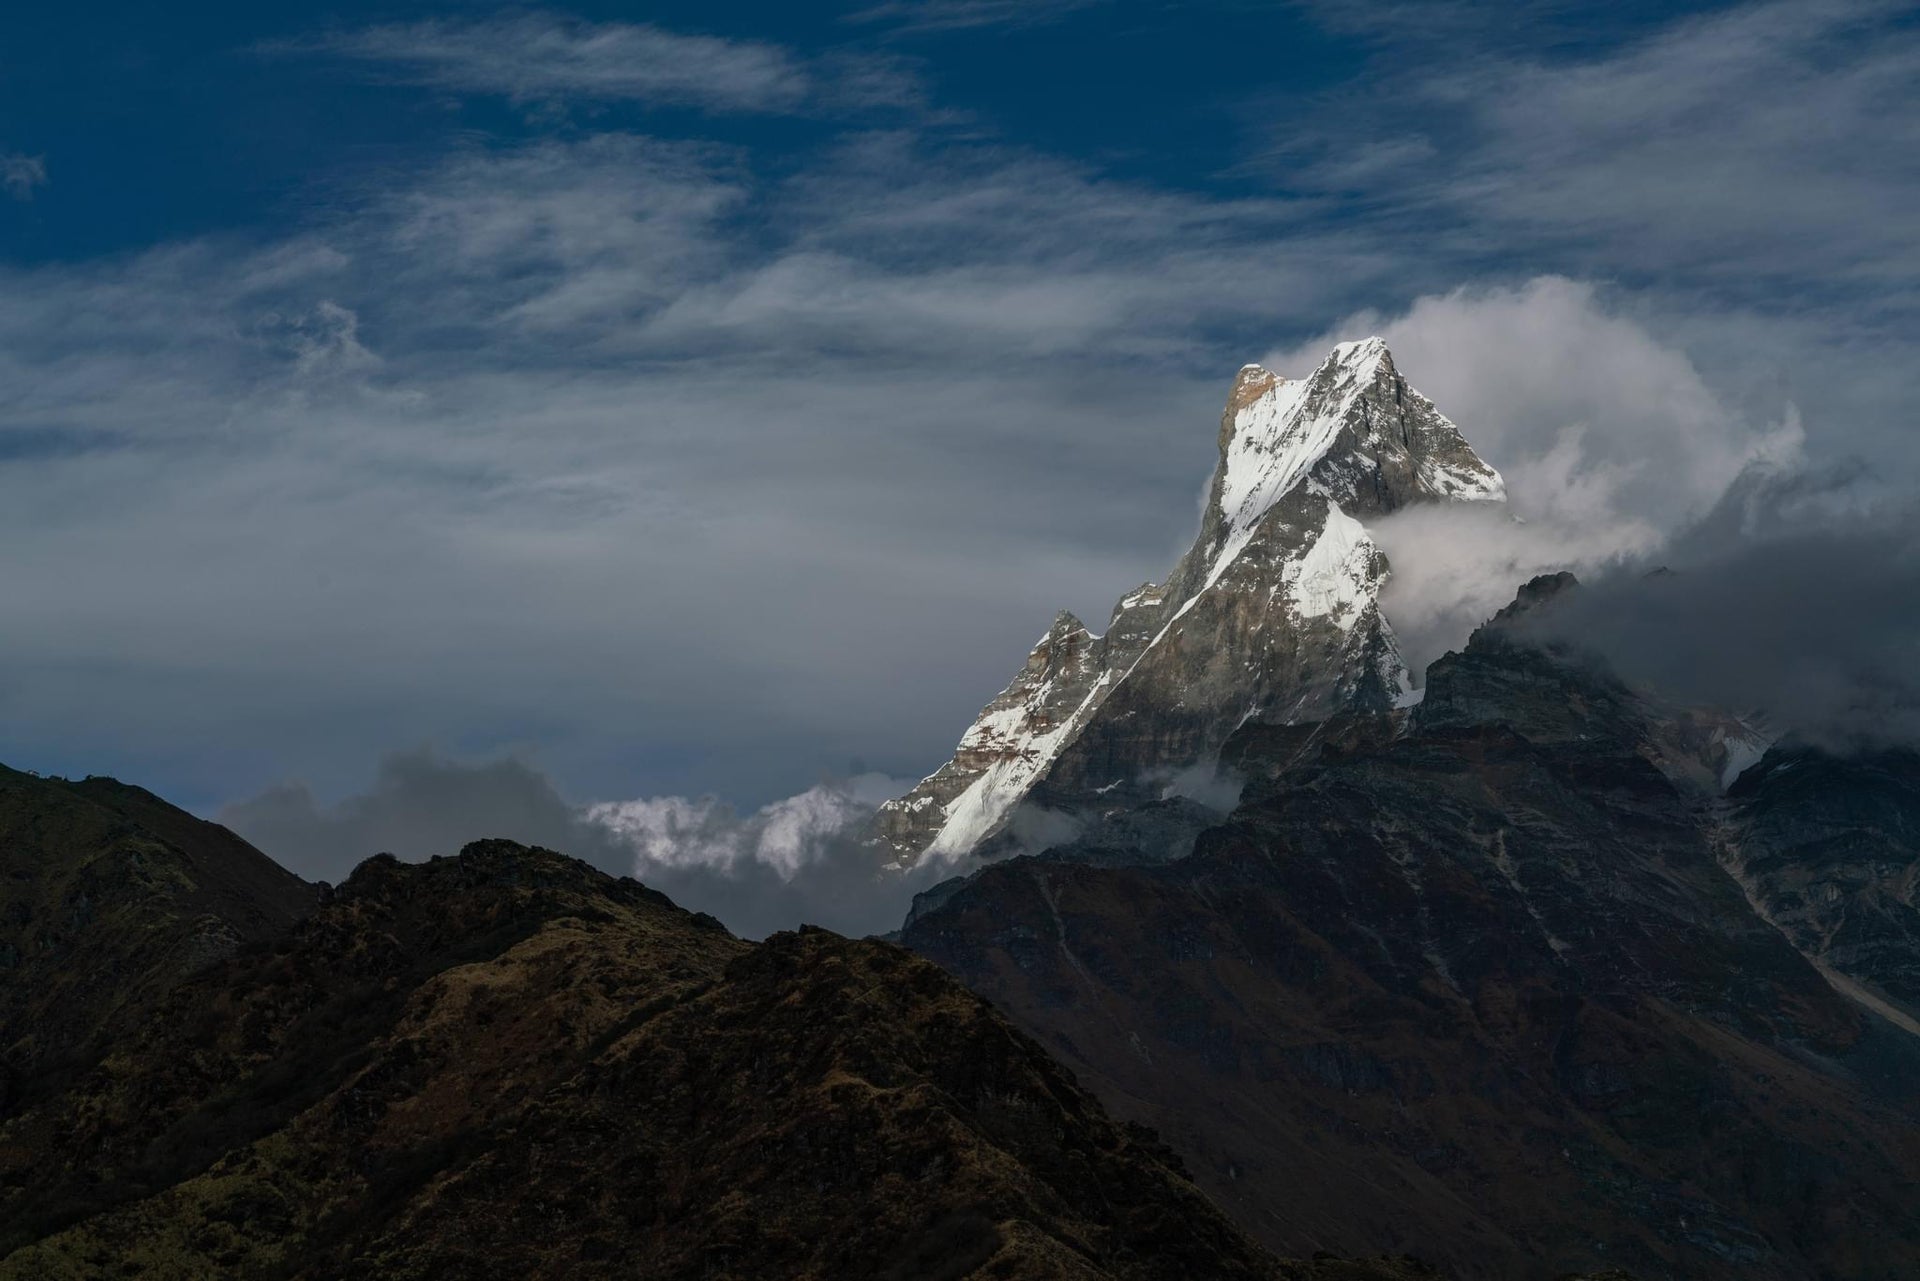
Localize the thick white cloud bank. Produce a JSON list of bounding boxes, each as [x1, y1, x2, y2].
[[1268, 277, 1805, 671]]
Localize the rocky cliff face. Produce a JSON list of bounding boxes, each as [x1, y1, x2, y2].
[[871, 340, 1505, 868], [902, 593, 1920, 1279], [1719, 746, 1920, 1033]]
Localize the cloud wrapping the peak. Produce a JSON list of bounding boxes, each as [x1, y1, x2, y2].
[[1269, 277, 1804, 671], [1268, 277, 1801, 531]]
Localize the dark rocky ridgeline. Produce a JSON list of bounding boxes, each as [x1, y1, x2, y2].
[[0, 765, 318, 1102], [0, 836, 1448, 1280], [902, 583, 1920, 1280]]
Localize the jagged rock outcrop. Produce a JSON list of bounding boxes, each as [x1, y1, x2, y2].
[[871, 609, 1109, 865], [1720, 746, 1920, 1033], [871, 339, 1504, 868]]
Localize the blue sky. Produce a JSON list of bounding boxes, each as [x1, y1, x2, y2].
[[2, 2, 1325, 260], [2, 0, 1916, 884], [2, 1, 1786, 265]]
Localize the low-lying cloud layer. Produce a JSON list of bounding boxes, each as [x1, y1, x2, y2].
[[218, 748, 1255, 938], [221, 750, 950, 939], [586, 772, 907, 878]]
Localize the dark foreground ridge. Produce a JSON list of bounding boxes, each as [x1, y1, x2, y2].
[[0, 764, 318, 1102], [0, 826, 1448, 1280]]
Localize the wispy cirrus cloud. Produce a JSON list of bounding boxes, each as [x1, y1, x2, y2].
[[1, 153, 46, 200], [1274, 0, 1920, 296], [845, 0, 1104, 33], [271, 13, 917, 114], [0, 129, 1364, 818]]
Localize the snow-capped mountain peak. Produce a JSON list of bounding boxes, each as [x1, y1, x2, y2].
[[1207, 339, 1502, 588], [868, 339, 1505, 868]]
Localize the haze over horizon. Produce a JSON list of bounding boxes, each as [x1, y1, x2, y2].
[[4, 0, 1918, 919]]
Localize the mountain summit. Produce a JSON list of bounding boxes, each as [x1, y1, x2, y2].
[[871, 339, 1505, 868]]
